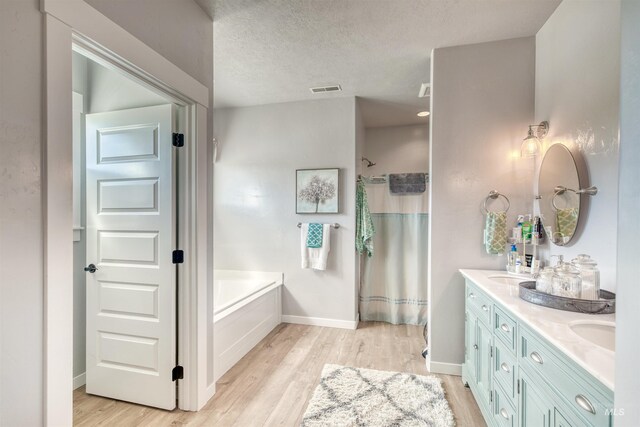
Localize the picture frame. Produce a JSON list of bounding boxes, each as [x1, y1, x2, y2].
[[296, 168, 340, 214]]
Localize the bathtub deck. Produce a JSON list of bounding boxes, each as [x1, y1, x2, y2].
[[73, 322, 484, 426]]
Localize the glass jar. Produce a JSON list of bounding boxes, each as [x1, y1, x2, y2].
[[552, 263, 582, 298], [571, 254, 600, 300], [535, 267, 555, 294]]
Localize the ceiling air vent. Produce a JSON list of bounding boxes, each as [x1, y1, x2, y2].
[[418, 83, 430, 98], [310, 84, 342, 94]]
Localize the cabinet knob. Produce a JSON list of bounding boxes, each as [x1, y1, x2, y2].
[[500, 323, 511, 333], [481, 305, 489, 312], [473, 344, 478, 350], [500, 362, 510, 373], [575, 394, 596, 415], [500, 408, 509, 419], [530, 351, 544, 365], [469, 292, 476, 299]]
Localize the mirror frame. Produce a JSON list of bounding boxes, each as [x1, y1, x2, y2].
[[537, 143, 592, 246]]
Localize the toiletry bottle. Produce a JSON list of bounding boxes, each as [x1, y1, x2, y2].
[[515, 215, 524, 244], [507, 244, 517, 272], [532, 216, 541, 244], [523, 214, 533, 243], [515, 255, 523, 274]]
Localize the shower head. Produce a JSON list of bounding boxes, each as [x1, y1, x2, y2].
[[361, 157, 376, 168]]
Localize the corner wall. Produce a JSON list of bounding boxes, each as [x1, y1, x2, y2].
[[428, 37, 536, 372], [534, 0, 621, 291], [616, 0, 640, 424], [213, 98, 358, 326]]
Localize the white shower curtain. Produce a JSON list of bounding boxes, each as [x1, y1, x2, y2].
[[359, 181, 429, 325]]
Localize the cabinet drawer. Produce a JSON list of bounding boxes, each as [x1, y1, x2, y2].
[[520, 327, 612, 427], [466, 281, 492, 326], [493, 384, 517, 427], [494, 306, 517, 353], [493, 338, 517, 402]]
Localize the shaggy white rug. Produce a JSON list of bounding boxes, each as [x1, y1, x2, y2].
[[301, 364, 455, 427]]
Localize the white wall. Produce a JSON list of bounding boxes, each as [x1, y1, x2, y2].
[[213, 98, 358, 324], [86, 60, 167, 113], [616, 0, 640, 423], [363, 124, 429, 176], [428, 37, 536, 372], [0, 1, 45, 424], [534, 0, 621, 292], [0, 1, 213, 423]]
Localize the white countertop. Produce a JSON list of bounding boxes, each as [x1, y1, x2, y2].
[[459, 269, 615, 392]]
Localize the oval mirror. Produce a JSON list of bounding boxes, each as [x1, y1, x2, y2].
[[538, 144, 580, 246]]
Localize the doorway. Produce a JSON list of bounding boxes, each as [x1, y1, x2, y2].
[[72, 51, 184, 410]]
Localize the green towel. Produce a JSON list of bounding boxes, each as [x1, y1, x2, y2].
[[356, 181, 375, 257], [556, 207, 578, 239], [306, 223, 323, 248], [484, 211, 507, 255]]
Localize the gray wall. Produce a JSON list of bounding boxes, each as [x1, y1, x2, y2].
[[213, 98, 358, 323], [534, 0, 621, 291], [0, 1, 212, 424], [616, 0, 640, 423], [428, 37, 536, 371]]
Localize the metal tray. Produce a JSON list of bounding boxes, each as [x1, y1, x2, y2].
[[518, 281, 615, 314]]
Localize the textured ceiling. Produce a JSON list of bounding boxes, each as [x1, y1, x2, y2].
[[212, 0, 561, 127]]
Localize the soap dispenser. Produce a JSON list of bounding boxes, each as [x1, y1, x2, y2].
[[571, 254, 600, 300]]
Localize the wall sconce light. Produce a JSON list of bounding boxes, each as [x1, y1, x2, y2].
[[521, 121, 549, 158]]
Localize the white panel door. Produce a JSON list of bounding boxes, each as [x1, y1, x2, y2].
[[85, 104, 177, 410]]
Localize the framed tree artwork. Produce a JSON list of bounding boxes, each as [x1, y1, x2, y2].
[[296, 168, 340, 214]]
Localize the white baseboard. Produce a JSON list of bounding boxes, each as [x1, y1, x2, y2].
[[73, 372, 86, 390], [282, 315, 358, 330], [427, 360, 462, 376]]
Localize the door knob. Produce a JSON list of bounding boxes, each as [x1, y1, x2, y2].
[[84, 264, 98, 273]]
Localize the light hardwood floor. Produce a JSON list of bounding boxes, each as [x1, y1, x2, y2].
[[74, 322, 485, 426]]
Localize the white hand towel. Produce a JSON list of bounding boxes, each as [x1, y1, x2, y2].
[[301, 223, 331, 270]]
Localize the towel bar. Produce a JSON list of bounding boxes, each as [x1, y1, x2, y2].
[[297, 222, 340, 229]]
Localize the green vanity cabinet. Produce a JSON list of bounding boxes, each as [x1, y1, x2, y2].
[[462, 279, 614, 427]]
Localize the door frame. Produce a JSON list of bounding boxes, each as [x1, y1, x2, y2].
[[42, 1, 213, 424]]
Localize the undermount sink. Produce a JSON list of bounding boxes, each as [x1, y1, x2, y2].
[[569, 320, 615, 352]]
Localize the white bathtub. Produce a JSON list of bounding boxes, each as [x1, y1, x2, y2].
[[213, 270, 283, 382]]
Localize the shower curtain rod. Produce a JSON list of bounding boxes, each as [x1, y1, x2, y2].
[[357, 173, 429, 181]]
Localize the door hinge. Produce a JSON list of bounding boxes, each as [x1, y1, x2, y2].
[[172, 365, 184, 381], [172, 133, 185, 147], [490, 345, 493, 358], [172, 250, 184, 264], [517, 379, 520, 394], [490, 390, 493, 403]]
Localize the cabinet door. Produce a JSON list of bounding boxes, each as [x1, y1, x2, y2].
[[553, 408, 573, 427], [477, 319, 493, 407], [465, 310, 478, 382], [520, 373, 551, 427]]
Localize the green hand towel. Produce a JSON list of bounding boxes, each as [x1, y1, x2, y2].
[[485, 211, 507, 255], [356, 180, 375, 257], [306, 223, 323, 248], [556, 207, 578, 239]]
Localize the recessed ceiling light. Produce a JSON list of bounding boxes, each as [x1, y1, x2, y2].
[[417, 111, 430, 117]]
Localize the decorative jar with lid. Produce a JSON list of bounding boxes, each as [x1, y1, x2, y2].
[[552, 263, 582, 298], [571, 254, 600, 300]]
